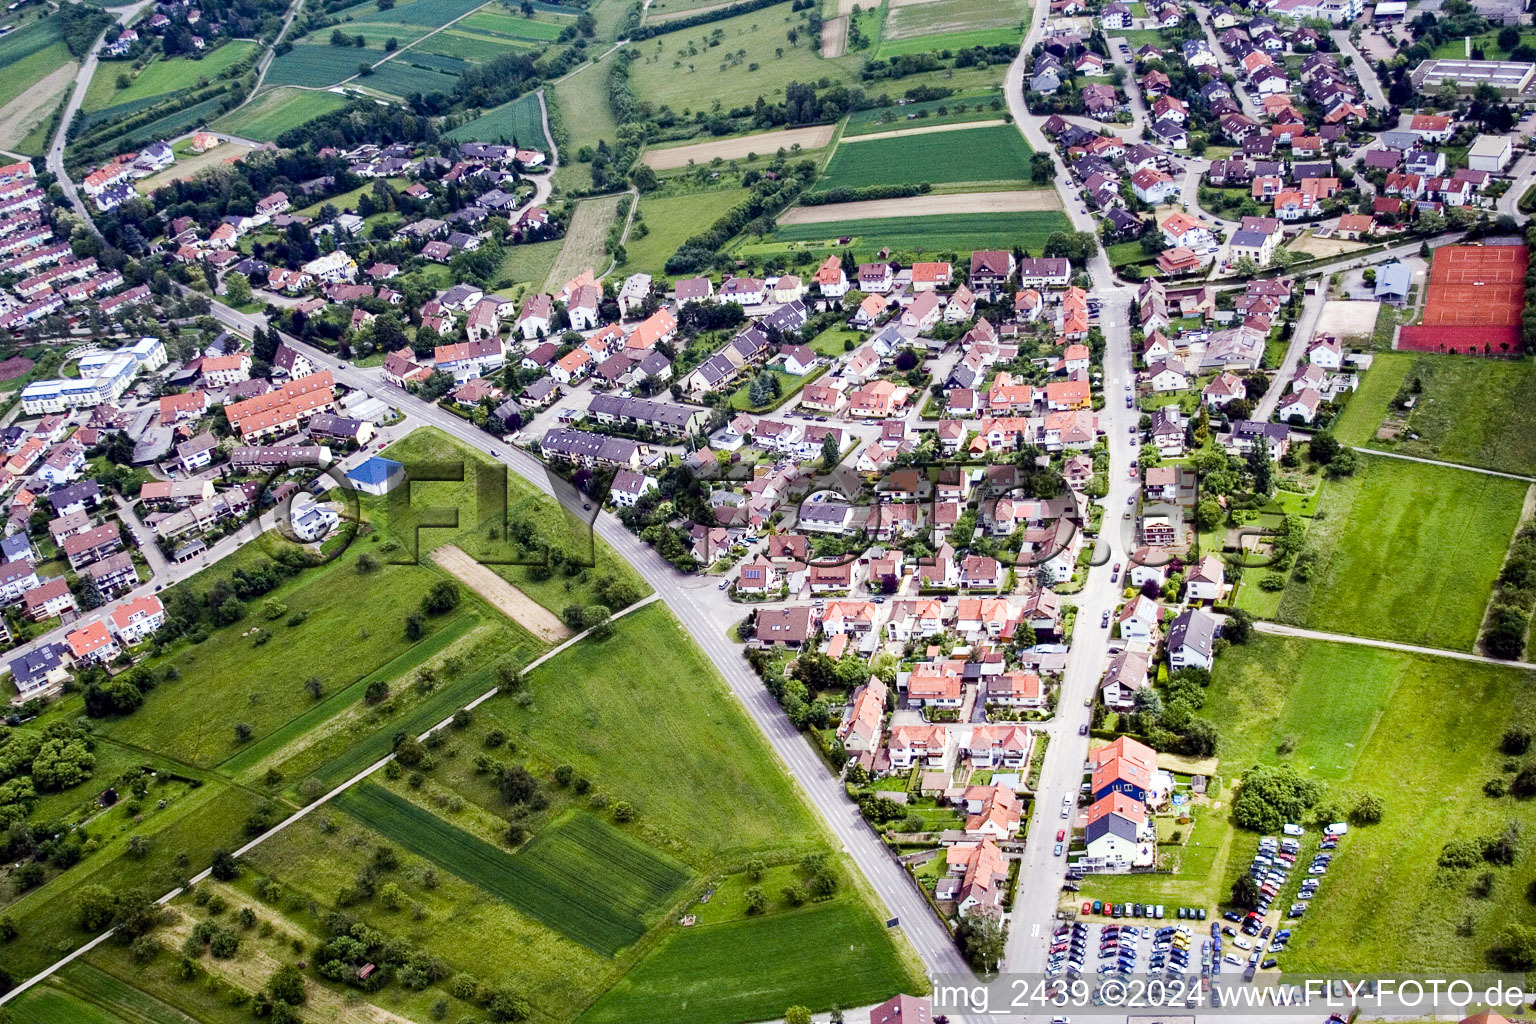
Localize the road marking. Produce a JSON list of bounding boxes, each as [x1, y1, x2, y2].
[[1032, 922, 1040, 936]]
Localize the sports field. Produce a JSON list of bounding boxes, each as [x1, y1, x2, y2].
[[1399, 244, 1526, 354], [336, 785, 690, 954], [752, 209, 1072, 262], [215, 87, 348, 142], [818, 123, 1032, 189], [1273, 453, 1527, 650], [1204, 635, 1536, 972]]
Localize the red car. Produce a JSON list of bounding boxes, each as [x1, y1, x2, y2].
[[1057, 829, 1066, 842], [1083, 901, 1093, 915]]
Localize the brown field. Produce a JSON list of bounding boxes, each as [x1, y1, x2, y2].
[[649, 0, 738, 20], [778, 189, 1062, 224], [0, 61, 76, 151], [888, 0, 948, 8], [642, 124, 836, 169], [432, 543, 571, 643], [821, 14, 848, 56], [541, 193, 620, 292], [1283, 231, 1368, 259], [1316, 299, 1380, 340], [843, 118, 1007, 142], [0, 356, 34, 381], [135, 142, 255, 194]]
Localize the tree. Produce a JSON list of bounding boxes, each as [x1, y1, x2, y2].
[[1029, 151, 1055, 185], [821, 432, 840, 469], [745, 885, 767, 914], [223, 271, 251, 306], [364, 680, 389, 705], [76, 884, 117, 930], [956, 912, 1006, 970], [1230, 874, 1261, 909], [267, 964, 307, 1006], [421, 580, 461, 615], [211, 849, 241, 881], [1231, 764, 1322, 832], [1193, 497, 1223, 531], [404, 612, 426, 641], [785, 1007, 813, 1024], [1351, 792, 1384, 825], [1492, 925, 1536, 969], [747, 370, 781, 408], [1223, 607, 1254, 644]]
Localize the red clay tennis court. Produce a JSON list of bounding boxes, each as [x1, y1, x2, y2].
[[1398, 244, 1527, 354]]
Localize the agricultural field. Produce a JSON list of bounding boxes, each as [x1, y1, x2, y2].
[[617, 187, 748, 277], [214, 86, 349, 142], [646, 0, 742, 19], [542, 193, 622, 291], [82, 41, 258, 117], [817, 123, 1032, 190], [749, 208, 1072, 262], [265, 0, 499, 88], [337, 786, 690, 954], [1272, 454, 1528, 651], [0, 15, 75, 152], [642, 125, 834, 169], [880, 0, 1030, 42], [499, 237, 564, 292], [266, 43, 388, 88], [1202, 635, 1536, 971], [1331, 352, 1536, 477], [876, 25, 1021, 56], [841, 91, 1006, 134], [447, 89, 548, 146], [627, 1, 859, 111], [779, 189, 1059, 224], [364, 56, 466, 99]]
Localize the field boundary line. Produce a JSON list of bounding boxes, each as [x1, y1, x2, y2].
[[0, 593, 659, 1008], [1253, 619, 1536, 669], [1349, 445, 1536, 482], [838, 117, 1008, 142]]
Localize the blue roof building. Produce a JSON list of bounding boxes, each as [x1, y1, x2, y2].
[[346, 457, 405, 496]]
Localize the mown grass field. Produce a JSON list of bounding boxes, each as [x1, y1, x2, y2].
[[880, 0, 1029, 40], [1332, 352, 1536, 477], [753, 209, 1071, 262], [627, 0, 858, 111], [618, 187, 748, 277], [215, 86, 348, 142], [1202, 635, 1536, 971], [447, 90, 547, 145], [551, 49, 619, 192], [579, 900, 918, 1024], [1273, 454, 1526, 650], [8, 961, 203, 1024], [876, 25, 1021, 56], [819, 123, 1030, 189], [543, 193, 621, 291], [337, 785, 690, 954], [83, 41, 257, 114]]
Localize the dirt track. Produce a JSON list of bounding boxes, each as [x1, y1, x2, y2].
[[820, 15, 848, 57], [0, 62, 77, 151], [843, 118, 1008, 143], [779, 189, 1062, 225], [433, 544, 571, 643], [643, 124, 836, 169]]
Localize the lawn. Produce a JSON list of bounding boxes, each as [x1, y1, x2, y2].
[[336, 785, 691, 954], [550, 49, 619, 192], [499, 238, 564, 290], [753, 209, 1072, 262], [214, 87, 348, 142], [478, 601, 825, 863], [808, 325, 863, 355], [98, 536, 487, 767], [578, 900, 919, 1024], [627, 1, 859, 112], [82, 41, 257, 114], [618, 187, 749, 278], [1272, 453, 1527, 651], [728, 364, 826, 411], [1202, 635, 1536, 972], [1430, 28, 1536, 59], [447, 90, 548, 146], [818, 124, 1032, 189], [1331, 352, 1536, 477]]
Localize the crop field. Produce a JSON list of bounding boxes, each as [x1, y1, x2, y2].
[[365, 57, 465, 98], [1203, 635, 1536, 971], [1273, 454, 1527, 651], [646, 0, 741, 19], [543, 193, 621, 291], [266, 43, 387, 87], [1332, 352, 1536, 477], [215, 86, 348, 141], [579, 900, 919, 1024], [882, 0, 1029, 40], [448, 90, 546, 145], [877, 25, 1020, 55], [83, 41, 257, 114], [7, 962, 203, 1024], [753, 209, 1071, 261], [619, 187, 748, 276], [819, 123, 1031, 189], [0, 15, 71, 111], [460, 6, 568, 38], [642, 125, 835, 168], [627, 1, 859, 111], [781, 189, 1059, 224], [337, 785, 690, 954]]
